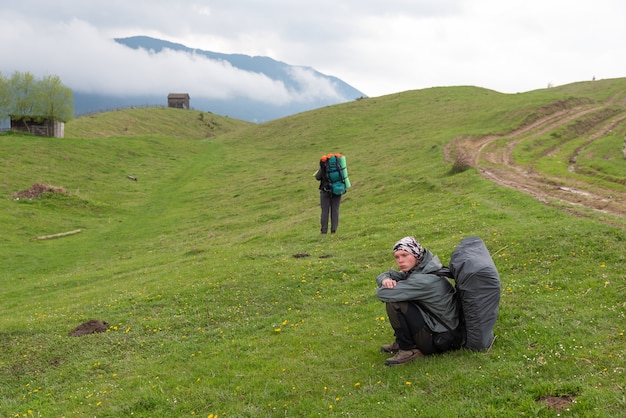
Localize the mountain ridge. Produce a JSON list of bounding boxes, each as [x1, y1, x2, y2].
[[72, 36, 366, 122]]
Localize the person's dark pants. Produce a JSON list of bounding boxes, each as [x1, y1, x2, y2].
[[320, 191, 341, 233], [386, 301, 460, 355]]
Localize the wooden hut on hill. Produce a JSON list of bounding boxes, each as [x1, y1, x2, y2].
[[10, 116, 64, 138], [168, 93, 190, 109]]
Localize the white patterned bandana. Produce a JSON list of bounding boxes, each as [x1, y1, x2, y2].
[[393, 236, 424, 261]]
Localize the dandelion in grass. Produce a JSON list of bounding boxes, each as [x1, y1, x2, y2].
[[354, 382, 361, 387]]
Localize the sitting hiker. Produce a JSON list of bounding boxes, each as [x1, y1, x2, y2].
[[376, 236, 462, 366]]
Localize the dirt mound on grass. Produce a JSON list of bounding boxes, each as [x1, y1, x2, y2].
[[12, 183, 70, 199], [68, 320, 110, 337], [537, 394, 577, 412]]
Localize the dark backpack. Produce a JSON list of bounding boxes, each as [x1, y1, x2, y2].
[[321, 153, 349, 196], [435, 236, 501, 351]]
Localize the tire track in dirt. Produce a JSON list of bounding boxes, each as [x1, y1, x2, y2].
[[446, 95, 626, 225]]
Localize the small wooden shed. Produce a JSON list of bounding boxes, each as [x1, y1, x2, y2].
[[168, 93, 190, 109], [10, 116, 64, 138]]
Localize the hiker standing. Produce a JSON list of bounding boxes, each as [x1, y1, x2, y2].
[[315, 154, 349, 234], [376, 236, 462, 365]]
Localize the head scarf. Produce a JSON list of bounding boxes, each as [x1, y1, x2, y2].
[[393, 236, 424, 262]]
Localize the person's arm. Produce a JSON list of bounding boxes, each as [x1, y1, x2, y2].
[[375, 270, 403, 287], [376, 271, 433, 302]]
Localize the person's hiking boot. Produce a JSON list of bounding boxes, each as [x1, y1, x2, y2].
[[384, 349, 423, 366], [380, 341, 400, 353]]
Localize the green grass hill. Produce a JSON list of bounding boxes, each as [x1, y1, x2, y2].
[[1, 80, 625, 417], [65, 107, 253, 138]]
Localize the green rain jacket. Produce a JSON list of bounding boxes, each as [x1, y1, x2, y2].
[[376, 249, 459, 333]]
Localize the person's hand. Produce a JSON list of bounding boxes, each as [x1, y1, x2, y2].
[[382, 277, 397, 288]]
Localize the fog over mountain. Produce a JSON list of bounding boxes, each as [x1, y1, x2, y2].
[[72, 36, 365, 122]]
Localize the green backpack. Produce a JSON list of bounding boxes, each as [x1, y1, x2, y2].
[[321, 153, 350, 195]]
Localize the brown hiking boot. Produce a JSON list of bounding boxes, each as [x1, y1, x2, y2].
[[384, 349, 424, 366], [380, 341, 400, 353]]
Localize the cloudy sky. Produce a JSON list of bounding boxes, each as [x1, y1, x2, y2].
[[1, 0, 624, 101]]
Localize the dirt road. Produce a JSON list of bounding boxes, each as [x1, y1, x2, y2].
[[446, 94, 626, 225]]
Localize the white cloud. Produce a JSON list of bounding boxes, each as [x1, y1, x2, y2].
[[1, 0, 626, 99], [286, 67, 345, 102], [0, 14, 338, 106]]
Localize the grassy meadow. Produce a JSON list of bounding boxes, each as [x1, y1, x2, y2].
[[1, 81, 625, 417]]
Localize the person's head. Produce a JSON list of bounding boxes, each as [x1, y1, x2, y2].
[[393, 236, 424, 272]]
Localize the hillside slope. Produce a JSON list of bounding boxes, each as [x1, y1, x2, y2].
[[217, 78, 626, 228], [67, 78, 626, 223], [65, 107, 252, 138], [447, 81, 626, 221]]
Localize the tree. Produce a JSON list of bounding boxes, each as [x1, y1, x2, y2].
[[35, 75, 74, 123], [8, 71, 37, 120], [0, 72, 9, 120], [1, 71, 74, 123]]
